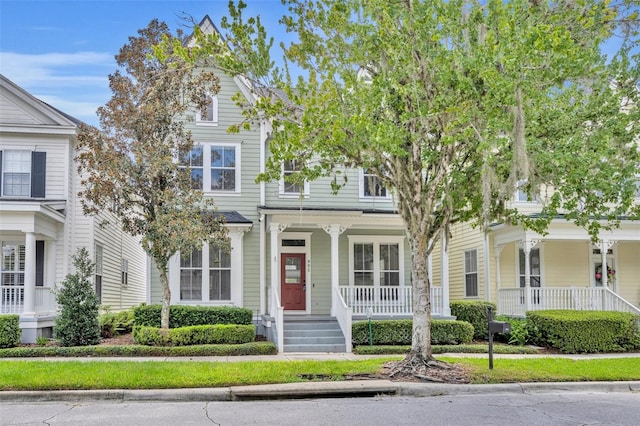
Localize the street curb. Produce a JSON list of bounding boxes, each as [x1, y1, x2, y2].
[[1, 381, 639, 403]]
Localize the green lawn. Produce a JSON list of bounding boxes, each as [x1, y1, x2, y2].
[[1, 357, 640, 391]]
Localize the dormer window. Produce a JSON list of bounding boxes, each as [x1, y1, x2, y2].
[[515, 179, 539, 203], [196, 94, 218, 126]]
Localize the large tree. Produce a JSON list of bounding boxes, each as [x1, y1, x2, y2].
[[183, 0, 639, 373], [76, 20, 228, 329]]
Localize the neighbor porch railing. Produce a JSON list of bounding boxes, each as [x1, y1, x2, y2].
[[334, 287, 353, 352], [338, 285, 443, 316], [498, 287, 640, 317], [1, 285, 57, 315]]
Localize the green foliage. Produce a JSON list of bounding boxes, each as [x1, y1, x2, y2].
[[0, 315, 21, 349], [35, 336, 50, 346], [132, 324, 255, 346], [450, 301, 496, 340], [527, 310, 640, 353], [495, 315, 542, 346], [99, 309, 135, 338], [0, 342, 277, 358], [352, 319, 473, 346], [54, 248, 101, 347], [133, 305, 253, 328]]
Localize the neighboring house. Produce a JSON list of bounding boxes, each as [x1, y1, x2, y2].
[[147, 17, 451, 353], [430, 188, 640, 318], [0, 75, 147, 343]]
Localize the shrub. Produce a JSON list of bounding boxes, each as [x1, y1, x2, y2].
[[99, 309, 135, 338], [527, 310, 640, 353], [0, 315, 21, 349], [133, 305, 253, 328], [54, 248, 100, 346], [494, 315, 541, 346], [352, 319, 473, 346], [132, 324, 255, 346], [450, 300, 496, 340]]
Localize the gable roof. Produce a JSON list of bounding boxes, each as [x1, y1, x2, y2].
[[0, 74, 81, 130]]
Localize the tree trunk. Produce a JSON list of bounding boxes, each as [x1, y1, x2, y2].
[[407, 234, 435, 362], [159, 267, 171, 329]]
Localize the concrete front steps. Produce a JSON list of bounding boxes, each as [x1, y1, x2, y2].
[[283, 315, 347, 352]]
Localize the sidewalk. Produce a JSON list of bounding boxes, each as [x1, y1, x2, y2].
[[1, 352, 639, 402]]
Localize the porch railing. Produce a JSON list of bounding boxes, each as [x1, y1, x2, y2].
[[498, 287, 640, 317], [1, 286, 57, 315], [270, 285, 284, 353], [338, 285, 443, 317], [334, 287, 352, 352]]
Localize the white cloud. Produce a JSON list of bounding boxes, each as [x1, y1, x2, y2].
[[36, 95, 102, 125]]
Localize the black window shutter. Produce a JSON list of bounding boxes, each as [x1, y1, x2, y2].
[[36, 240, 45, 287], [31, 151, 46, 198]]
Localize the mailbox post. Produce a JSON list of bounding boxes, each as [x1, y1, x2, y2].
[[487, 306, 511, 369]]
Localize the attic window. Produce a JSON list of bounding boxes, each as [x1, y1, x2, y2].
[[196, 94, 218, 125]]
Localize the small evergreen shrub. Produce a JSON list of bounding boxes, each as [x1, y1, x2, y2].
[[133, 304, 253, 328], [54, 248, 101, 346], [527, 310, 640, 353], [450, 300, 496, 340], [494, 315, 541, 346], [0, 315, 21, 349], [351, 319, 473, 346], [132, 324, 255, 346]]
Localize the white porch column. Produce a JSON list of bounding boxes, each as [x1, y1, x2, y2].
[[22, 232, 36, 316], [494, 244, 505, 313], [520, 239, 539, 312], [597, 240, 616, 289], [269, 222, 287, 310], [440, 230, 451, 317], [321, 224, 348, 316]]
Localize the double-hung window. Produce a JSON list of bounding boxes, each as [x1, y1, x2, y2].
[[0, 150, 46, 198], [280, 159, 309, 197], [359, 168, 389, 199], [181, 144, 240, 194], [464, 249, 478, 297], [515, 179, 539, 203], [195, 94, 218, 125], [1, 242, 25, 286], [179, 243, 231, 302], [349, 236, 403, 288]]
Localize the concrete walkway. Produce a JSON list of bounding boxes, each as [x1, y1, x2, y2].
[[2, 352, 639, 402]]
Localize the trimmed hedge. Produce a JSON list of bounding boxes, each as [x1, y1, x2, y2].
[[133, 305, 253, 328], [132, 324, 255, 346], [450, 300, 496, 340], [0, 315, 21, 349], [352, 319, 473, 346], [99, 309, 135, 338], [353, 344, 539, 355], [0, 342, 277, 357], [527, 310, 640, 353]]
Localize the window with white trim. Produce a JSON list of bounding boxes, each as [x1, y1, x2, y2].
[[1, 242, 24, 286], [94, 244, 103, 303], [195, 94, 218, 125], [179, 243, 232, 302], [121, 259, 128, 286], [359, 168, 390, 199], [515, 179, 539, 203], [349, 236, 404, 287], [2, 151, 30, 196], [464, 249, 478, 297], [634, 176, 640, 200], [280, 159, 309, 196], [180, 143, 240, 193]]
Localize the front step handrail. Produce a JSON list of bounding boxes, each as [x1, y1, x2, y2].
[[334, 287, 352, 352], [603, 287, 640, 315]]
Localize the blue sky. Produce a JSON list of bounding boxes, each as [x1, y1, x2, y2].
[[0, 0, 290, 125]]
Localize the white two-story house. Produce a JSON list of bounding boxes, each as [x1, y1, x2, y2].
[[0, 74, 147, 343]]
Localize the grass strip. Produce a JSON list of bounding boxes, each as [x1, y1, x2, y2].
[[441, 357, 640, 384], [0, 358, 400, 391]]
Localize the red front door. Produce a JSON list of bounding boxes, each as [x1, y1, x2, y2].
[[281, 253, 306, 310]]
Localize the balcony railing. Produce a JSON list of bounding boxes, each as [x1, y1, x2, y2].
[[338, 285, 443, 316], [0, 285, 57, 315], [498, 287, 640, 317]]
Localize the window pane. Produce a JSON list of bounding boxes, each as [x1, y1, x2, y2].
[[191, 169, 203, 190], [223, 148, 235, 167], [210, 270, 231, 300], [223, 169, 236, 190], [354, 243, 373, 271], [354, 272, 373, 286], [380, 271, 399, 286], [211, 147, 223, 167], [465, 274, 478, 297], [180, 270, 202, 300]]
